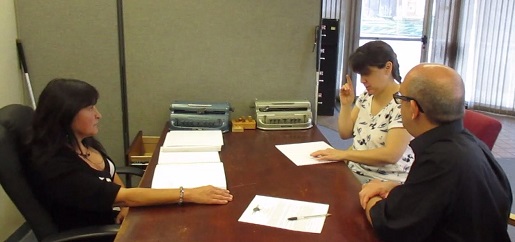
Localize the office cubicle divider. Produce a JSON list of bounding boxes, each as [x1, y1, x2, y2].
[[14, 0, 321, 165]]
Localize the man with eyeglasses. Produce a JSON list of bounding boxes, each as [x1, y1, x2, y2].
[[359, 63, 512, 242]]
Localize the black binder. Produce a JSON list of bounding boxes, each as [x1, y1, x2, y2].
[[317, 19, 339, 116]]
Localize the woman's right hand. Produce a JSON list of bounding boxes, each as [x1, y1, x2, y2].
[[340, 75, 355, 106], [185, 185, 233, 204], [310, 148, 347, 161]]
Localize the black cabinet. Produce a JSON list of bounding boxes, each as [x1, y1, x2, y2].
[[317, 19, 339, 116]]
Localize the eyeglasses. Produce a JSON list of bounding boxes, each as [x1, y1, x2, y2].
[[393, 93, 425, 113]]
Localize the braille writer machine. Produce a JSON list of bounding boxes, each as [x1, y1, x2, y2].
[[254, 100, 313, 130], [169, 101, 231, 133]]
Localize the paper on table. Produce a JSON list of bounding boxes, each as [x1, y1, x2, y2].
[[275, 141, 337, 166], [238, 195, 330, 233], [158, 149, 221, 164], [151, 162, 227, 189], [163, 130, 224, 152], [160, 145, 221, 152]]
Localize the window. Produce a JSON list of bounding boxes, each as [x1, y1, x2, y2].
[[455, 0, 515, 113], [430, 0, 515, 114]]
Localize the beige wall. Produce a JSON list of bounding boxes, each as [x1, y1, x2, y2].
[[0, 0, 26, 240]]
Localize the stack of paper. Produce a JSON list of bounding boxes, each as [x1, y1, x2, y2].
[[151, 130, 227, 189], [152, 162, 227, 189], [157, 151, 221, 164], [161, 130, 224, 152]]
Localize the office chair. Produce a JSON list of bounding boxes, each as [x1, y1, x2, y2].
[[463, 109, 502, 150], [462, 109, 515, 226], [0, 104, 143, 241]]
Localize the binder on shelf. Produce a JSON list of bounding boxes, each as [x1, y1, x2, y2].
[[317, 18, 340, 116]]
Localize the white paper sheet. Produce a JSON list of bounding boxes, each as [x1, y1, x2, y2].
[[158, 149, 221, 164], [238, 195, 330, 233], [163, 130, 224, 151], [275, 141, 337, 166], [151, 162, 227, 189]]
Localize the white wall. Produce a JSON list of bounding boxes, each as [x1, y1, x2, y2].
[[0, 0, 26, 240]]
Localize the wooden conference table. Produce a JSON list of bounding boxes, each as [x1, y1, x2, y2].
[[115, 124, 379, 242]]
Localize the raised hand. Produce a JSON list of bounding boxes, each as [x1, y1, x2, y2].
[[340, 75, 355, 106]]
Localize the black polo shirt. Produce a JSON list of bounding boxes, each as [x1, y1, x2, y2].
[[370, 120, 512, 242]]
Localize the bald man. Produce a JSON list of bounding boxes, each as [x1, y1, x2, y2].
[[358, 64, 512, 242]]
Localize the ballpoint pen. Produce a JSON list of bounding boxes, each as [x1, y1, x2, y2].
[[287, 213, 331, 221]]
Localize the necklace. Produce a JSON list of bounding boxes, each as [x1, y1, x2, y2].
[[78, 151, 90, 159], [77, 148, 103, 165]]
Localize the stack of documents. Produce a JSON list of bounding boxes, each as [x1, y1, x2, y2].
[[157, 151, 221, 164], [161, 130, 224, 152], [151, 130, 227, 189]]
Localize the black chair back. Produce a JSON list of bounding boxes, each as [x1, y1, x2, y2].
[[0, 104, 58, 241]]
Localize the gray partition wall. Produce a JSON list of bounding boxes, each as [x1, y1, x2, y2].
[[15, 1, 321, 165], [14, 0, 125, 164], [123, 1, 321, 137]]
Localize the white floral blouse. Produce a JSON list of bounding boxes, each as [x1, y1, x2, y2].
[[347, 92, 415, 183]]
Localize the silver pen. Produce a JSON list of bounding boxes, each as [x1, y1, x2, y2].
[[287, 213, 331, 221]]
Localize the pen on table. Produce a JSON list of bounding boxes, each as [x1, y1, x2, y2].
[[287, 213, 331, 221]]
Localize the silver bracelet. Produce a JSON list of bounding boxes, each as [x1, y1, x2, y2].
[[178, 186, 184, 205]]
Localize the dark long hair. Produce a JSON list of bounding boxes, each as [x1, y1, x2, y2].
[[31, 78, 106, 164], [348, 40, 402, 83]]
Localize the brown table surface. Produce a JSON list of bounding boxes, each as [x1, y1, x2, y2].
[[115, 124, 379, 242]]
